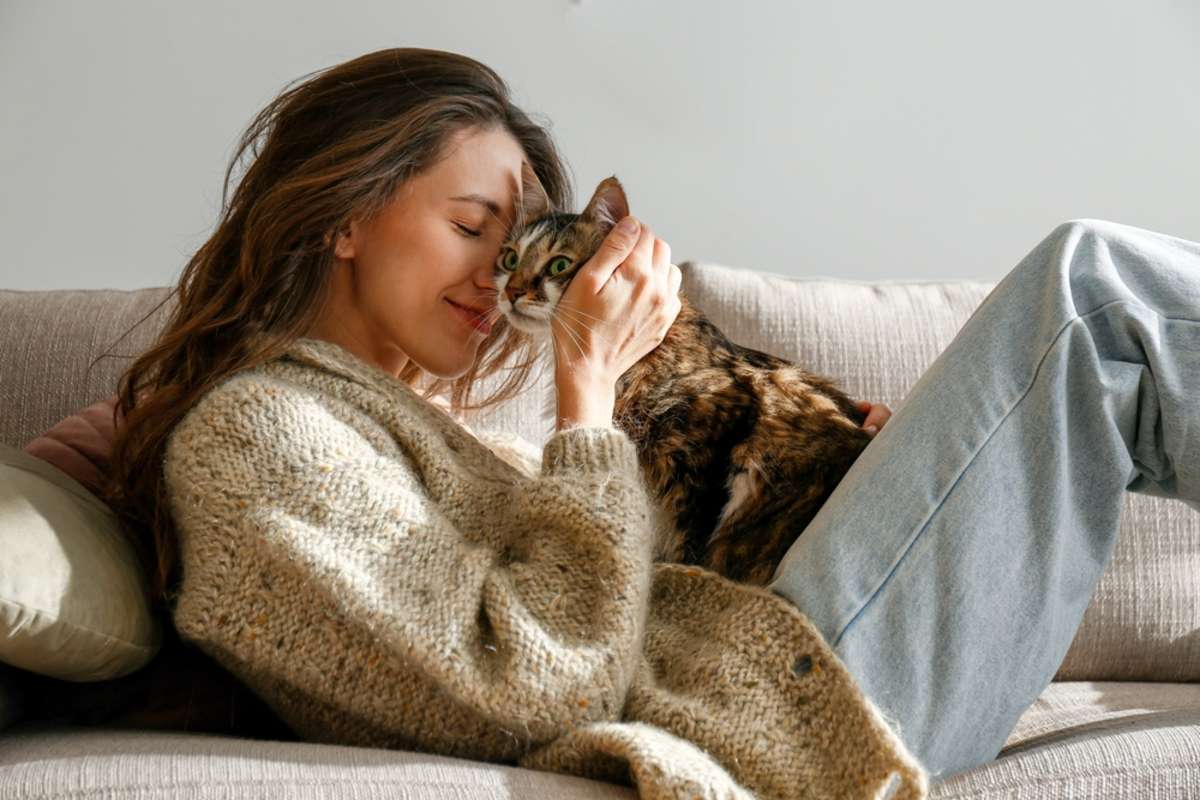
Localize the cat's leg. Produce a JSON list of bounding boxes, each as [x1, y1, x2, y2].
[[705, 441, 837, 585], [766, 218, 1200, 781], [705, 459, 775, 583]]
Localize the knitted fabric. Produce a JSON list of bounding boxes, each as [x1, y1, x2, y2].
[[164, 337, 929, 799]]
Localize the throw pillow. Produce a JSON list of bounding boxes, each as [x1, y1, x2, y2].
[[0, 443, 162, 682]]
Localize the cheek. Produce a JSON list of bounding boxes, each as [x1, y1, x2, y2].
[[353, 252, 435, 338], [544, 279, 563, 308]]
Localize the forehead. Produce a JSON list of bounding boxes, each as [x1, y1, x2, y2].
[[430, 127, 525, 225]]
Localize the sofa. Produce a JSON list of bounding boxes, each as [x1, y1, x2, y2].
[[1, 257, 1198, 799]]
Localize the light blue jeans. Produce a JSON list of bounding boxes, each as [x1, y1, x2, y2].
[[767, 218, 1200, 781]]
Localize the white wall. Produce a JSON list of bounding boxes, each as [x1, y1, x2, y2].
[[2, 0, 1197, 290]]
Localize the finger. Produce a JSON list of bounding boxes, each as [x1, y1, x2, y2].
[[583, 215, 642, 291], [669, 262, 682, 294], [649, 239, 670, 301], [622, 224, 657, 285], [654, 237, 672, 274]]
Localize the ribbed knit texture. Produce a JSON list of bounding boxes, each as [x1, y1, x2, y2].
[[163, 336, 929, 800]]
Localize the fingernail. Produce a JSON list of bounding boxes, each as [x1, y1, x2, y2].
[[616, 217, 639, 236], [866, 425, 878, 435]]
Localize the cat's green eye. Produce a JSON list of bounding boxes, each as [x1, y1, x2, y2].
[[548, 256, 572, 276], [500, 249, 519, 272]]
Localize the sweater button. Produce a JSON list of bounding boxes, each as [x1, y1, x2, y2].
[[792, 654, 813, 677]]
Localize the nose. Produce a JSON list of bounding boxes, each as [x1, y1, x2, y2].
[[504, 284, 527, 304]]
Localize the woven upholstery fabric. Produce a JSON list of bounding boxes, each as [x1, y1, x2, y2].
[[0, 288, 171, 450], [1, 681, 1197, 799], [1, 264, 1197, 688], [0, 720, 637, 799]]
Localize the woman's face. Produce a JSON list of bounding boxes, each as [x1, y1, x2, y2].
[[309, 124, 526, 379]]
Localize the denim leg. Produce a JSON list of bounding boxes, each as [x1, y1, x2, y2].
[[766, 218, 1200, 781]]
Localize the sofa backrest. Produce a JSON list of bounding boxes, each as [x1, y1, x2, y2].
[[0, 287, 174, 449], [2, 261, 1197, 683]]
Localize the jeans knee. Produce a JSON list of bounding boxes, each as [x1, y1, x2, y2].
[[1038, 219, 1115, 292], [1047, 218, 1114, 252]]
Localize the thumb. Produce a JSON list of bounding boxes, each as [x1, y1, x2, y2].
[[586, 215, 641, 286]]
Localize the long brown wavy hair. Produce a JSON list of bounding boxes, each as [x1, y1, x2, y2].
[[98, 48, 575, 613]]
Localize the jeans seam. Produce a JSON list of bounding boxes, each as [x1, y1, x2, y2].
[[830, 297, 1167, 649]]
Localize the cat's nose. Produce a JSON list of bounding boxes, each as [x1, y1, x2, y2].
[[504, 284, 525, 304]]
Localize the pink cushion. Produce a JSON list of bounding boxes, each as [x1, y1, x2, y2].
[[22, 395, 121, 498]]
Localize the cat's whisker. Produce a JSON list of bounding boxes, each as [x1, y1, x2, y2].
[[459, 294, 500, 310], [550, 304, 604, 329], [558, 318, 588, 361], [461, 304, 501, 327], [549, 314, 588, 357], [548, 306, 617, 348], [550, 315, 587, 362], [528, 298, 592, 331], [553, 301, 607, 325]]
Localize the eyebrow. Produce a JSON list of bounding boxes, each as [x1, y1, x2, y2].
[[449, 193, 502, 216]]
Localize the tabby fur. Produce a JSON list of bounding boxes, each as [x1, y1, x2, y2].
[[494, 165, 873, 585]]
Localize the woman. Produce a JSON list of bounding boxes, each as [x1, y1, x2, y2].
[[101, 47, 1200, 797]]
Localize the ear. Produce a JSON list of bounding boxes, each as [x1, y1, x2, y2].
[[324, 221, 356, 260], [581, 176, 629, 234], [516, 160, 552, 227]]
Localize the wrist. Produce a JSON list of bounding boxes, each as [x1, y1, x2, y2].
[[554, 372, 616, 431]]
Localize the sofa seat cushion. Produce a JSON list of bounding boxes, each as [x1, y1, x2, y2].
[[929, 681, 1200, 798], [1, 682, 1196, 799], [0, 721, 636, 799]]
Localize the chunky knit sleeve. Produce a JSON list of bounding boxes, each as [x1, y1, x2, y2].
[[164, 377, 657, 751]]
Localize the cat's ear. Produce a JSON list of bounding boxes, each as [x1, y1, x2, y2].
[[581, 176, 629, 234], [516, 160, 552, 228]]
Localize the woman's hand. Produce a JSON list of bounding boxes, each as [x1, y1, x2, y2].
[[856, 399, 892, 437], [551, 216, 682, 429]]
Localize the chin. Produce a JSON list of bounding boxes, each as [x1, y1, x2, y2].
[[441, 352, 487, 379], [410, 346, 481, 381], [498, 304, 553, 338]]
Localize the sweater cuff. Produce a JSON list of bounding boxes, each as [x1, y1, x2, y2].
[[542, 426, 641, 477]]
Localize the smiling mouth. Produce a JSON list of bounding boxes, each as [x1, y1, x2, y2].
[[447, 299, 493, 334], [449, 300, 489, 317]]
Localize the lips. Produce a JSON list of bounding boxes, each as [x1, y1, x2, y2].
[[446, 298, 493, 335]]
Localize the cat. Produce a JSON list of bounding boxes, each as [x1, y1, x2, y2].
[[494, 164, 875, 586]]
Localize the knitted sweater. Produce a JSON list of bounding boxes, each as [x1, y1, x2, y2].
[[163, 336, 929, 800]]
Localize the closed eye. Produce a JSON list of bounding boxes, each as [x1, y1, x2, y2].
[[453, 222, 482, 238]]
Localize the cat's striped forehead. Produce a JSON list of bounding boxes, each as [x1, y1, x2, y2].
[[512, 212, 582, 251]]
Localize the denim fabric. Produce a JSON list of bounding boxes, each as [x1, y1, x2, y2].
[[767, 218, 1200, 781]]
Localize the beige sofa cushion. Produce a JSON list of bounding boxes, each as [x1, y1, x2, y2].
[[0, 444, 162, 680], [1, 265, 1197, 685], [1, 680, 1197, 799]]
